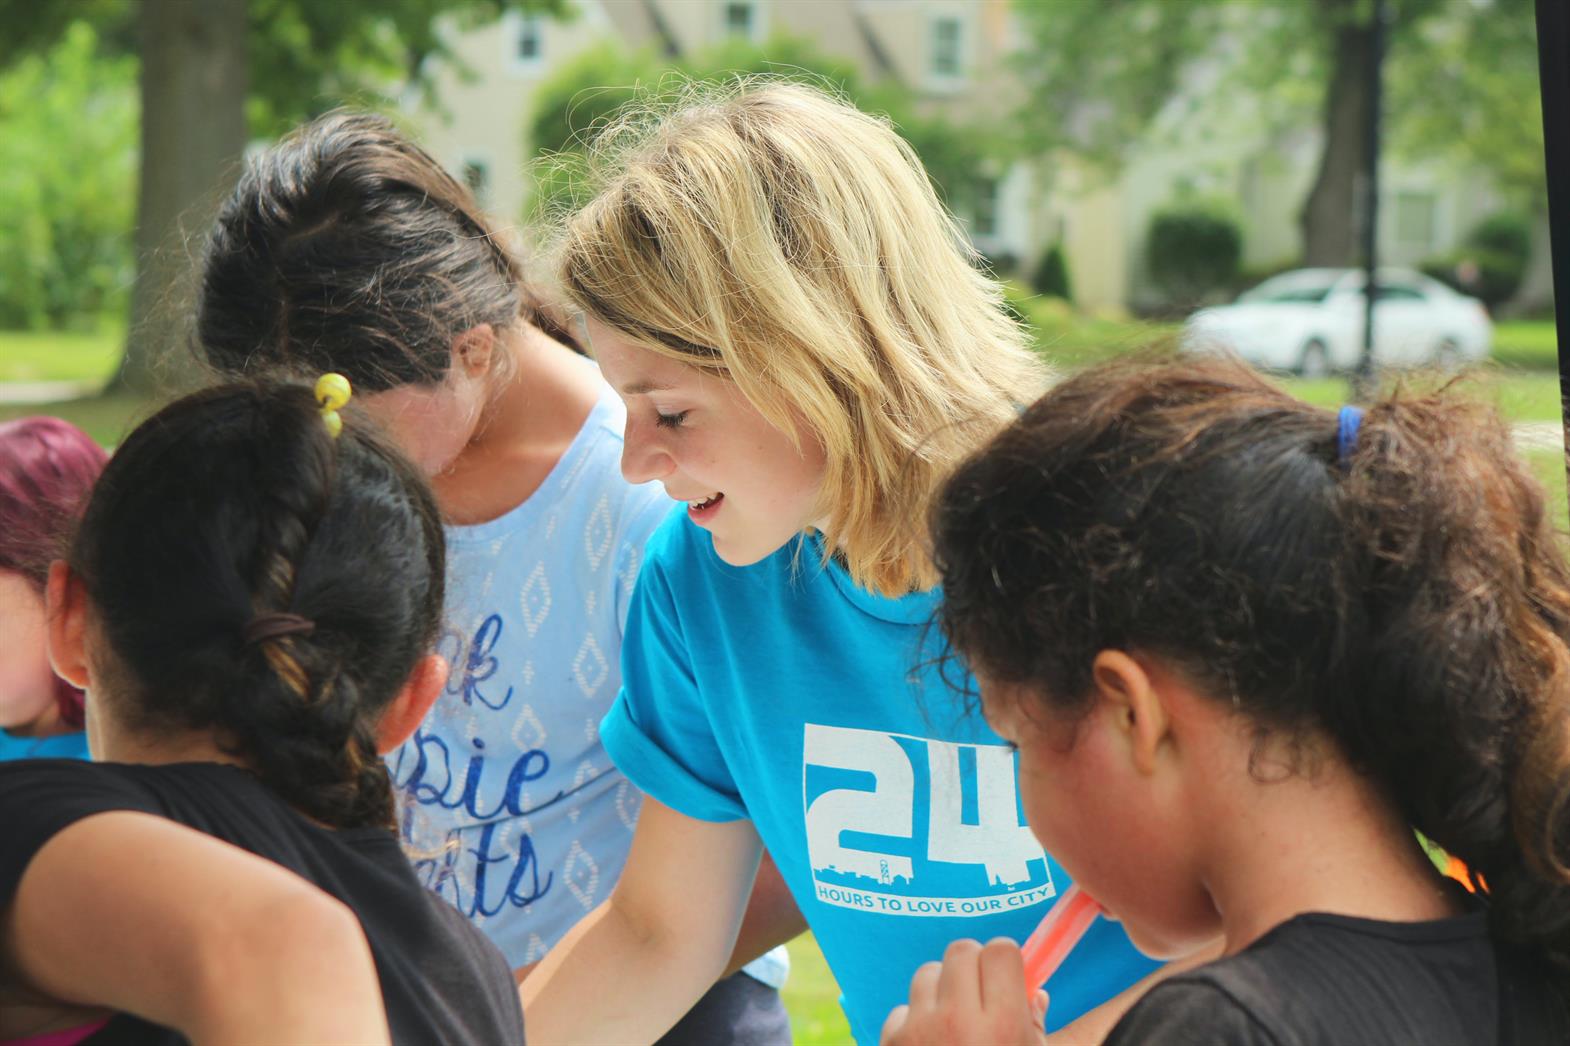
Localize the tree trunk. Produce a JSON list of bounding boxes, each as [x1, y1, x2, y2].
[[114, 0, 248, 396], [1299, 3, 1373, 268]]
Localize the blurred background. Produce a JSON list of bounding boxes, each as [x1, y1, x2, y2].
[[0, 2, 1553, 1037]]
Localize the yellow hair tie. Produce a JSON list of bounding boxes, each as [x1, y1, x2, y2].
[[314, 372, 351, 439]]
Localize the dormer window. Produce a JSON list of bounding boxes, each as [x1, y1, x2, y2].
[[723, 1, 759, 41], [930, 15, 965, 81], [507, 12, 545, 74]]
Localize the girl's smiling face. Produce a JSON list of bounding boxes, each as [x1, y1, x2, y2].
[[588, 320, 828, 566]]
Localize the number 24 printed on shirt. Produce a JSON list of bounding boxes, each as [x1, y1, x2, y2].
[[802, 724, 1060, 917]]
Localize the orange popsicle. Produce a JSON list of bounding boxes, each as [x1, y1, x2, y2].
[[1021, 883, 1103, 991]]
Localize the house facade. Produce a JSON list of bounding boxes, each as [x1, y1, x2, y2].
[[405, 1, 1043, 285], [405, 0, 1501, 311]]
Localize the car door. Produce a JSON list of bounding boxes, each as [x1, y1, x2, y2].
[[1321, 274, 1368, 369], [1372, 281, 1434, 365]]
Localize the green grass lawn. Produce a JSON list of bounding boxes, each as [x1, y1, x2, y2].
[[0, 390, 160, 446], [783, 934, 853, 1044], [1528, 449, 1570, 532], [0, 324, 125, 385], [1281, 366, 1564, 422], [1018, 294, 1565, 425], [1493, 319, 1560, 370], [0, 324, 171, 441]]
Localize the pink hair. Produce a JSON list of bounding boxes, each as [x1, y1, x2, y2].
[[0, 417, 107, 729]]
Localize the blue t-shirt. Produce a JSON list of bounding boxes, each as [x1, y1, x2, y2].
[[0, 727, 89, 762], [385, 383, 786, 990], [603, 512, 1160, 1045]]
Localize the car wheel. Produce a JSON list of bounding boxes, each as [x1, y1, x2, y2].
[[1298, 338, 1331, 378], [1431, 338, 1464, 370]]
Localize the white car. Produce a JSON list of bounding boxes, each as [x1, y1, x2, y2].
[[1182, 268, 1493, 376]]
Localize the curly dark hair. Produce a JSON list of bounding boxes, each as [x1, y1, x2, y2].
[[70, 381, 445, 830], [932, 352, 1570, 986]]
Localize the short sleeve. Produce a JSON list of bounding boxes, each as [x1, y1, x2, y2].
[[0, 762, 157, 903], [1102, 979, 1283, 1046], [600, 525, 749, 823]]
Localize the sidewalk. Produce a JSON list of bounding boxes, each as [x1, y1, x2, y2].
[[0, 380, 102, 405], [1513, 421, 1565, 452]]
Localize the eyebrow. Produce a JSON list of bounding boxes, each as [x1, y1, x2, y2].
[[620, 379, 676, 396]]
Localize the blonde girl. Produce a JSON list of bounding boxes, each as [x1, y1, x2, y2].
[[521, 81, 1162, 1044]]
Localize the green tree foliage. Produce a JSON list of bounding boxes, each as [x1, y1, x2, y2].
[[0, 22, 135, 330], [244, 0, 566, 134], [0, 0, 565, 134], [1011, 0, 1537, 267], [1009, 0, 1233, 169], [524, 34, 997, 221], [0, 0, 561, 390], [1145, 200, 1243, 306], [1388, 0, 1543, 209]]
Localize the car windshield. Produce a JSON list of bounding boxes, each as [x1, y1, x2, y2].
[[1237, 279, 1336, 305]]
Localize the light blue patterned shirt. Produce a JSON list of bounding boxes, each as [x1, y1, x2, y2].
[[387, 377, 787, 989]]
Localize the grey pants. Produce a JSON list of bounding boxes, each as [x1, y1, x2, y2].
[[655, 972, 792, 1045]]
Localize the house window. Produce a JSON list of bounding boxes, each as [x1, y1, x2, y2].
[[972, 177, 999, 237], [1393, 190, 1436, 251], [930, 15, 964, 80], [723, 1, 757, 39], [462, 159, 491, 207], [510, 13, 544, 71]]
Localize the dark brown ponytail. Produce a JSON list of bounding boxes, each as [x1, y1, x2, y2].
[[70, 381, 445, 830], [1337, 390, 1570, 976]]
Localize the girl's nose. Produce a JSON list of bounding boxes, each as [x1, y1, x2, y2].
[[621, 427, 675, 485]]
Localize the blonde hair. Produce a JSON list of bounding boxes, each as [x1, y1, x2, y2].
[[559, 80, 1050, 595]]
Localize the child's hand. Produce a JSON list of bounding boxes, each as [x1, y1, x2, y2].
[[880, 938, 1050, 1046]]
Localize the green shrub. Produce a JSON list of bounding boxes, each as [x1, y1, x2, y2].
[[1031, 242, 1073, 302], [1145, 201, 1243, 306], [0, 22, 136, 331], [1419, 249, 1525, 311], [1421, 212, 1532, 310], [1470, 212, 1532, 263]]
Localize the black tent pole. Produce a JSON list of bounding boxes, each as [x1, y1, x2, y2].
[[1537, 0, 1570, 485], [1354, 0, 1390, 401]]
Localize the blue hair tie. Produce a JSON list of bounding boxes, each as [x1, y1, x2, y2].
[[1336, 405, 1365, 467]]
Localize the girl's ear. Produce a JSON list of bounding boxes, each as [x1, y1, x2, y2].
[[1089, 649, 1173, 777], [45, 560, 91, 690], [452, 323, 496, 378], [375, 653, 447, 753]]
